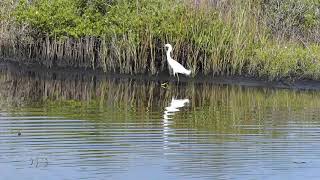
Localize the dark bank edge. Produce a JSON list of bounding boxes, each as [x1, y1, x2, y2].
[[2, 59, 320, 91]]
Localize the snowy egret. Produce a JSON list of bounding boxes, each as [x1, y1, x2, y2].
[[164, 44, 191, 81]]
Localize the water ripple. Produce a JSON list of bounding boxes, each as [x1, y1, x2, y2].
[[2, 67, 320, 179]]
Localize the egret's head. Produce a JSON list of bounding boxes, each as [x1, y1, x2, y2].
[[164, 44, 172, 49]]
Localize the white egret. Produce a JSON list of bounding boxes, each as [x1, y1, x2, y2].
[[164, 44, 191, 80]]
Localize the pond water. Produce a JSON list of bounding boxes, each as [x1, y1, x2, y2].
[[1, 63, 320, 180]]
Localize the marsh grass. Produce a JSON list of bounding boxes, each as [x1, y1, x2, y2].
[[1, 0, 320, 80]]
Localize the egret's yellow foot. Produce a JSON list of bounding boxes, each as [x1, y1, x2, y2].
[[161, 82, 168, 88]]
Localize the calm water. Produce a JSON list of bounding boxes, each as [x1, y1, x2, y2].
[[1, 64, 320, 180]]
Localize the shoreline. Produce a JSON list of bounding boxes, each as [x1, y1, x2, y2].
[[1, 60, 320, 91]]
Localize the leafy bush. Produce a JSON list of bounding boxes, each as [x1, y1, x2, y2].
[[14, 0, 79, 37], [262, 0, 320, 41], [253, 42, 320, 79]]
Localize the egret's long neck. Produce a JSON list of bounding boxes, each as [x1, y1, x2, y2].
[[166, 47, 172, 60]]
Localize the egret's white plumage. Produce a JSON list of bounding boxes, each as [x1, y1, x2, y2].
[[165, 44, 191, 77]]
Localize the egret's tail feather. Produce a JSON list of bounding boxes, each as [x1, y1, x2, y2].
[[185, 70, 191, 76]]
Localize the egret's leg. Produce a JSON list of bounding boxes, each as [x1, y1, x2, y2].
[[177, 74, 180, 82]]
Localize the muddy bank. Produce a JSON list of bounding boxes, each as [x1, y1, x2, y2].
[[1, 61, 320, 91]]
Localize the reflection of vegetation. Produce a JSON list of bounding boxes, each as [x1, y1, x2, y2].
[[185, 84, 320, 136], [1, 65, 320, 135]]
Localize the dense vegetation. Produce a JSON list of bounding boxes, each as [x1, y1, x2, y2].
[[1, 0, 320, 80]]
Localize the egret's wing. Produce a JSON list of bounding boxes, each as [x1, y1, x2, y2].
[[169, 60, 188, 71]]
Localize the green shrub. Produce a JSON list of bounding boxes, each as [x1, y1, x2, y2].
[[262, 0, 320, 41], [253, 42, 320, 79]]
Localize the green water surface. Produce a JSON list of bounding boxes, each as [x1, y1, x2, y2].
[[1, 65, 320, 180]]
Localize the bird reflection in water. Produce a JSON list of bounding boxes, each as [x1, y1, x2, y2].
[[163, 98, 190, 150]]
